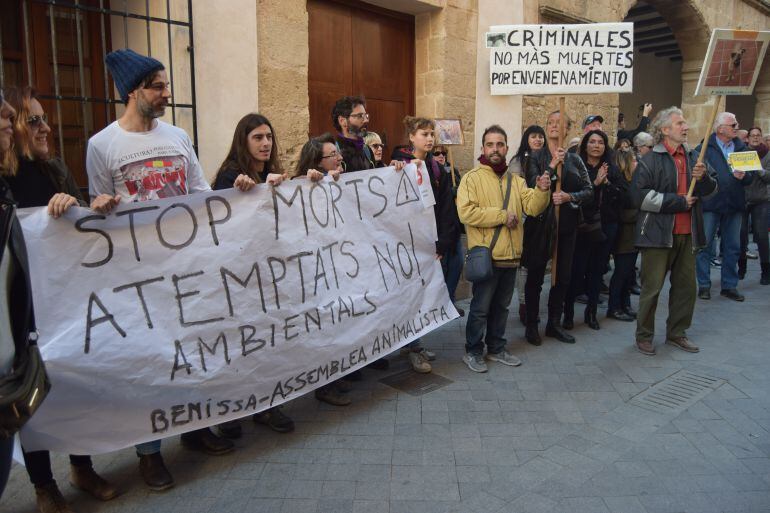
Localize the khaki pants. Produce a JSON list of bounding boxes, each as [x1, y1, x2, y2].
[[636, 234, 696, 342]]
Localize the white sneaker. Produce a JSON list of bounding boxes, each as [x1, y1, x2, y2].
[[462, 353, 488, 373], [408, 351, 432, 373], [486, 350, 522, 367]]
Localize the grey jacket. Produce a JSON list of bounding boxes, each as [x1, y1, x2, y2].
[[632, 143, 718, 250]]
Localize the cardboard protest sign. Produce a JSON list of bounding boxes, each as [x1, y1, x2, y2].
[[695, 28, 770, 96], [18, 166, 456, 454], [487, 23, 634, 95], [728, 151, 764, 172]]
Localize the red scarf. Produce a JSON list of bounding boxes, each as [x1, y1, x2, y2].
[[478, 154, 507, 176]]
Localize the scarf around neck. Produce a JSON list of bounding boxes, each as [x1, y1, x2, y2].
[[338, 133, 364, 151], [478, 154, 508, 176]]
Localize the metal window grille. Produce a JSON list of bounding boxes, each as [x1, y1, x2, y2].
[[0, 0, 198, 177]]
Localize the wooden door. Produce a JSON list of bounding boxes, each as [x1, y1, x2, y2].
[[307, 0, 415, 154], [1, 0, 112, 188]]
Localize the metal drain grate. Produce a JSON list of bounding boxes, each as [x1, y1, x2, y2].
[[630, 370, 724, 413], [379, 370, 453, 396]]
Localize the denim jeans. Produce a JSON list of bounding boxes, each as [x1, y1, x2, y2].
[[441, 237, 464, 302], [465, 266, 517, 356], [135, 440, 162, 455], [697, 211, 742, 290]]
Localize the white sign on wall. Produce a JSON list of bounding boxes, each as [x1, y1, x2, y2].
[[18, 166, 456, 454], [487, 23, 634, 95]]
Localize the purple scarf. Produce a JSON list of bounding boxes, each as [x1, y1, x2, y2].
[[338, 133, 364, 151], [478, 154, 507, 176]]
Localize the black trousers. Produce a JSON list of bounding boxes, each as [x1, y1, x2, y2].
[[609, 251, 638, 312], [22, 449, 92, 486], [525, 229, 577, 324]]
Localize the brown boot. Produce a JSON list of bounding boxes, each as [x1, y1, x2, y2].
[[69, 464, 119, 501], [138, 452, 174, 491], [34, 481, 74, 513], [635, 339, 655, 356], [665, 336, 699, 353]]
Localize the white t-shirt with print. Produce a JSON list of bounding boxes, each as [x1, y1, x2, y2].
[[86, 119, 210, 202]]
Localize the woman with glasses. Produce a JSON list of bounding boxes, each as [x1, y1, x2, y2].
[[2, 86, 119, 513], [364, 132, 385, 168], [211, 113, 297, 436], [294, 133, 344, 180], [391, 116, 459, 373]]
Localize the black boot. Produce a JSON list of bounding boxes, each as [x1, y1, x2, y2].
[[584, 304, 600, 330], [525, 323, 542, 346], [546, 319, 575, 343], [738, 257, 747, 280], [562, 302, 574, 330], [761, 262, 770, 285]]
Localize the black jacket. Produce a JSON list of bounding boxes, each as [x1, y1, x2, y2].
[[336, 134, 374, 173], [633, 143, 718, 250], [617, 116, 650, 143], [521, 148, 592, 267], [391, 147, 460, 256], [582, 159, 623, 226], [5, 157, 87, 209]]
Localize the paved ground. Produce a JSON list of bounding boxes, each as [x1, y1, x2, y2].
[[3, 258, 770, 513]]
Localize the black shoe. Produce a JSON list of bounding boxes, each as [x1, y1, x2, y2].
[[720, 289, 745, 302], [217, 420, 242, 439], [137, 452, 174, 491], [253, 406, 295, 433], [545, 321, 576, 343], [629, 284, 641, 295], [180, 428, 235, 455], [698, 288, 711, 300], [622, 306, 637, 319], [607, 310, 635, 322], [525, 324, 542, 346], [584, 306, 600, 330], [368, 358, 390, 370]]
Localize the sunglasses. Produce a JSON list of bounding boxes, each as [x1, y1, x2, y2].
[[27, 114, 49, 128], [433, 151, 447, 157], [370, 143, 383, 150]]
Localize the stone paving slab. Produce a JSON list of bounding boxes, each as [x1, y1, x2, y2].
[[2, 260, 770, 512]]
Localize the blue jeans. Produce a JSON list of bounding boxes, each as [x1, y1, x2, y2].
[[697, 211, 742, 290], [135, 440, 162, 455], [465, 267, 517, 356], [441, 237, 464, 302]]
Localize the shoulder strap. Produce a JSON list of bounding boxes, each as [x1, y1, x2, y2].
[[489, 172, 514, 252]]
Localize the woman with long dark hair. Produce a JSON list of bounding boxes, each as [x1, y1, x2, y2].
[[509, 125, 546, 323], [522, 112, 593, 346], [212, 113, 295, 437], [563, 130, 621, 331], [607, 149, 639, 321], [293, 132, 343, 180], [2, 86, 119, 513]]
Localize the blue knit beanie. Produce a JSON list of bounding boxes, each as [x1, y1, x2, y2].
[[105, 49, 165, 103]]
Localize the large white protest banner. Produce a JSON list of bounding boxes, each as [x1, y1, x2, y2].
[[18, 165, 456, 454], [487, 23, 634, 95]]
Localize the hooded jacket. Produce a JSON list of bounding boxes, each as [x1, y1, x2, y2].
[[695, 134, 753, 214], [633, 142, 717, 250], [457, 163, 549, 263]]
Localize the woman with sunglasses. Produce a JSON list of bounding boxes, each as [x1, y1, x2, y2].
[[2, 86, 118, 513], [364, 132, 385, 168]]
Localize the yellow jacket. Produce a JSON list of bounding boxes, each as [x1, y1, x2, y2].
[[457, 164, 550, 262]]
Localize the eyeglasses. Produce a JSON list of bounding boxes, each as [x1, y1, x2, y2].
[[145, 82, 170, 92], [722, 123, 739, 129], [349, 112, 369, 120], [27, 114, 49, 128], [370, 144, 383, 150], [322, 151, 340, 159], [433, 151, 447, 157]]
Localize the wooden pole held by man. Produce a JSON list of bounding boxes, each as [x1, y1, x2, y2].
[[551, 96, 566, 285], [687, 95, 723, 198]]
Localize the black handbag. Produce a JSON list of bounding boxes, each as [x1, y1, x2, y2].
[[464, 171, 513, 283], [0, 196, 51, 439]]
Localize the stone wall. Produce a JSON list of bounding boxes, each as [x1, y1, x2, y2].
[[415, 0, 478, 172], [256, 0, 310, 170]]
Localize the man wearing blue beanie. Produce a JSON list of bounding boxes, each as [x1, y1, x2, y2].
[[86, 48, 256, 492]]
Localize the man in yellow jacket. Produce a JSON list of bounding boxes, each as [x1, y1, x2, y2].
[[457, 125, 551, 372]]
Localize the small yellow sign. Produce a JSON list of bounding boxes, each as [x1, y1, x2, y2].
[[728, 151, 763, 172]]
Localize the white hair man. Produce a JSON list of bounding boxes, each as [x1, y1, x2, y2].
[[694, 111, 753, 302], [632, 107, 717, 356]]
